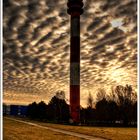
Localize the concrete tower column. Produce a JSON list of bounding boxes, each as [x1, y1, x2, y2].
[[67, 0, 84, 123]]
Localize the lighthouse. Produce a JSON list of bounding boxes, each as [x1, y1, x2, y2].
[[67, 0, 84, 123]]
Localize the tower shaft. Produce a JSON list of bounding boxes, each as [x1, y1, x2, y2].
[[67, 0, 84, 123]]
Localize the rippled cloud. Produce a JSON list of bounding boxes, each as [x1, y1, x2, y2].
[[3, 0, 137, 106]]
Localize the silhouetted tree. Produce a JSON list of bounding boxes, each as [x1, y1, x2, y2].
[[80, 107, 86, 124], [47, 92, 70, 122], [87, 92, 94, 108], [107, 100, 118, 123], [95, 98, 109, 122], [96, 88, 106, 102], [55, 90, 65, 100], [85, 107, 96, 124], [26, 85, 137, 126], [132, 101, 137, 123], [37, 101, 48, 120], [114, 85, 137, 126], [27, 102, 38, 119]]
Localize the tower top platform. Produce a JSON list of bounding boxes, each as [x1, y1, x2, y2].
[[67, 0, 84, 15]]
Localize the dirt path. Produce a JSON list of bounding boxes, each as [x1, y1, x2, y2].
[[5, 117, 107, 140]]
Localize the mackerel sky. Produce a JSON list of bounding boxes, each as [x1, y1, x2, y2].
[[3, 0, 137, 106]]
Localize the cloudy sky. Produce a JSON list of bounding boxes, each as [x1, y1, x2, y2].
[[3, 0, 137, 106]]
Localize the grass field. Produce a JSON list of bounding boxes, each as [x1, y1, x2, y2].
[[35, 120, 137, 140], [3, 118, 83, 140], [3, 117, 137, 140]]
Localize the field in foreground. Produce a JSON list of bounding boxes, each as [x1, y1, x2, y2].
[[3, 117, 137, 140], [3, 118, 83, 140], [32, 119, 137, 140]]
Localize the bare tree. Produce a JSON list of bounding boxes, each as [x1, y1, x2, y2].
[[87, 92, 94, 108], [114, 84, 136, 105], [55, 90, 65, 100], [113, 84, 137, 126], [96, 88, 106, 102]]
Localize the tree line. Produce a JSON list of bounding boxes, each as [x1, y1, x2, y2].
[[27, 85, 137, 126], [27, 91, 70, 123]]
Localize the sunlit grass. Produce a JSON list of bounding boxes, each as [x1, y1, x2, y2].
[[3, 118, 83, 140], [4, 117, 137, 140], [35, 120, 137, 140], [31, 120, 137, 140]]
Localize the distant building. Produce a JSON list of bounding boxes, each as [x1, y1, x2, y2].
[[3, 104, 28, 117], [10, 105, 19, 116], [3, 104, 10, 115], [18, 106, 28, 116]]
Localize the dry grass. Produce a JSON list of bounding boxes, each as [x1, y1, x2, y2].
[[4, 117, 137, 140], [3, 118, 83, 140], [35, 121, 137, 140]]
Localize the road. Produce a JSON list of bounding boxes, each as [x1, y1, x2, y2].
[[5, 117, 107, 140]]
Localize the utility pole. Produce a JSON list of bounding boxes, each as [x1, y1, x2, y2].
[[67, 0, 84, 123]]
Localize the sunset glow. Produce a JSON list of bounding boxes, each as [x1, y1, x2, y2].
[[3, 0, 137, 106]]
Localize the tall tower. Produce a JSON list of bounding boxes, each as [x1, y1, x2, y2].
[[67, 0, 84, 123]]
